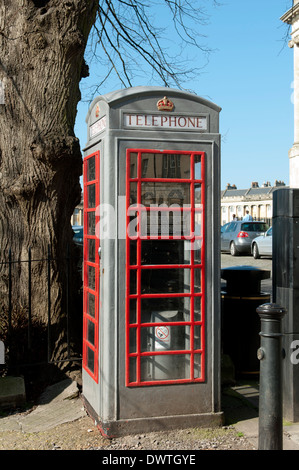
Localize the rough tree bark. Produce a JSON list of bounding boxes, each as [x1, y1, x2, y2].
[[0, 0, 216, 367], [0, 0, 97, 361]]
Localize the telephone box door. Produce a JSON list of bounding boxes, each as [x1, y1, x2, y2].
[[126, 149, 205, 386]]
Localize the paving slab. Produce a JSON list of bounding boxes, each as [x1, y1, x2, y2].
[[232, 384, 299, 450], [0, 378, 86, 433]]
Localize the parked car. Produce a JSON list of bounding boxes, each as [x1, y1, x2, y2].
[[221, 220, 269, 256], [251, 226, 272, 259], [72, 225, 83, 245]]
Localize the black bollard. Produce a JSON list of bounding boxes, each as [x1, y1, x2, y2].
[[257, 303, 286, 450]]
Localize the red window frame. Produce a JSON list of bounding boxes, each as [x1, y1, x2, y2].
[[125, 149, 205, 386], [83, 151, 100, 382]]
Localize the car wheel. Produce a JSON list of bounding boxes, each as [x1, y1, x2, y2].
[[230, 242, 239, 256], [252, 243, 260, 259]]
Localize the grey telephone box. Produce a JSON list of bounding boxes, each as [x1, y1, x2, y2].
[[273, 188, 299, 422], [81, 86, 222, 436]]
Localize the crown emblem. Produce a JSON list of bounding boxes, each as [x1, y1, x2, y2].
[[157, 96, 174, 112], [95, 104, 100, 118]]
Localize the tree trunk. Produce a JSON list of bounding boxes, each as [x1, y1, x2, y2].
[[0, 0, 97, 362]]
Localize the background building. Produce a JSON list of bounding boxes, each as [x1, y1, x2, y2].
[[221, 180, 286, 226]]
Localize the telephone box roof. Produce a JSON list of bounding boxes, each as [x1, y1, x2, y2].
[[86, 86, 221, 123]]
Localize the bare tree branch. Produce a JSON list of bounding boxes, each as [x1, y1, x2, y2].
[[84, 0, 220, 98]]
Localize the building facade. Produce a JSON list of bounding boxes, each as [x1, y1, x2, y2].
[[221, 180, 286, 226]]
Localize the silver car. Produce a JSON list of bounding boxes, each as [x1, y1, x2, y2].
[[221, 220, 269, 256], [251, 227, 272, 259]]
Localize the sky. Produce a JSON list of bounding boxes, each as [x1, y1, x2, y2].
[[74, 0, 294, 191]]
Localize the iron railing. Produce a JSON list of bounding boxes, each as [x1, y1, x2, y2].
[[0, 244, 83, 371]]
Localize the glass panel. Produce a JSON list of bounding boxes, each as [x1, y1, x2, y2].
[[88, 238, 96, 262], [130, 240, 137, 265], [193, 239, 202, 264], [87, 184, 96, 208], [194, 155, 202, 180], [87, 347, 94, 373], [194, 325, 201, 350], [141, 325, 189, 352], [129, 182, 138, 205], [182, 211, 191, 237], [87, 156, 96, 182], [88, 266, 95, 290], [194, 211, 202, 236], [129, 357, 137, 383], [140, 303, 186, 324], [141, 240, 190, 265], [128, 213, 139, 238], [140, 354, 188, 381], [130, 299, 137, 324], [194, 296, 201, 322], [129, 327, 137, 353], [130, 153, 138, 178], [87, 212, 95, 235], [194, 268, 201, 293], [140, 210, 191, 238], [141, 157, 149, 177], [141, 268, 190, 294], [194, 354, 202, 379], [141, 183, 190, 207], [87, 292, 95, 318], [194, 184, 201, 207], [87, 320, 95, 345], [140, 153, 190, 179], [130, 269, 137, 294]]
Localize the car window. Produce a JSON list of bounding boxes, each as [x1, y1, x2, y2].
[[254, 223, 269, 232], [221, 223, 230, 233], [241, 223, 252, 231], [73, 227, 83, 240], [226, 222, 237, 232], [267, 227, 272, 236], [241, 223, 269, 232]]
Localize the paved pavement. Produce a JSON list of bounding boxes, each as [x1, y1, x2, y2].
[[220, 253, 299, 450], [0, 378, 86, 433], [231, 383, 299, 450], [1, 377, 299, 450]]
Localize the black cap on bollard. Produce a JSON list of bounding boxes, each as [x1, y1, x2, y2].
[[256, 303, 287, 320]]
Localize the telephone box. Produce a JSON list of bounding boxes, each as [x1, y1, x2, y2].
[[81, 86, 222, 436]]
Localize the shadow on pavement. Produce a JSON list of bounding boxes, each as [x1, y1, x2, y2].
[[221, 383, 259, 426]]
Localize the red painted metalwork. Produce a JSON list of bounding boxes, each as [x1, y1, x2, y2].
[[83, 151, 100, 382], [126, 149, 205, 386]]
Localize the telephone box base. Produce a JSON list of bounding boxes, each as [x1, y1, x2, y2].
[[82, 395, 224, 438]]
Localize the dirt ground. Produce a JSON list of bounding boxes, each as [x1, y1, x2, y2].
[[0, 415, 255, 450], [0, 387, 256, 451]]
